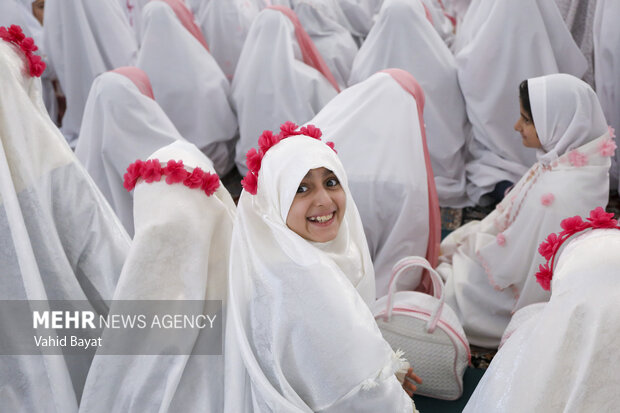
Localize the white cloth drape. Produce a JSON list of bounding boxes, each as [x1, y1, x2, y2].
[[137, 1, 238, 175], [349, 0, 472, 207], [437, 74, 611, 348], [75, 71, 182, 237], [464, 228, 620, 412], [453, 0, 587, 202], [43, 0, 137, 147], [231, 8, 337, 175], [225, 134, 414, 412], [78, 140, 236, 413], [0, 40, 129, 412]]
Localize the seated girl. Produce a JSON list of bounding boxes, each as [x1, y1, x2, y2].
[[437, 73, 614, 348], [225, 123, 421, 412]]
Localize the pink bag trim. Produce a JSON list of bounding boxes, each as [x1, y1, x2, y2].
[[111, 66, 155, 100], [268, 5, 340, 92], [152, 0, 209, 51]]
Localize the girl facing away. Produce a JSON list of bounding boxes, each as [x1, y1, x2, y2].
[[225, 123, 421, 412]]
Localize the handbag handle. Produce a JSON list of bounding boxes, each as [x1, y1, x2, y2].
[[384, 256, 445, 334]]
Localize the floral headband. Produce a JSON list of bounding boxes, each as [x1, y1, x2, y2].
[[0, 25, 46, 77], [535, 207, 619, 290], [241, 121, 337, 195], [123, 159, 220, 197]]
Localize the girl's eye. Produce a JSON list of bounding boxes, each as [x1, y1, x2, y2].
[[296, 185, 308, 194], [326, 178, 340, 187]]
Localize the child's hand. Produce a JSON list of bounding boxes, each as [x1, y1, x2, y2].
[[402, 367, 422, 397]]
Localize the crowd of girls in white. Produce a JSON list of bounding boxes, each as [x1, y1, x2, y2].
[[1, 0, 619, 411]]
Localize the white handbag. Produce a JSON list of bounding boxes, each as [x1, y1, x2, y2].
[[373, 256, 470, 400]]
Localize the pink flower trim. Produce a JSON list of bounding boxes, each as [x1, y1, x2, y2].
[[241, 122, 338, 195], [567, 149, 588, 167], [496, 233, 506, 246], [0, 25, 46, 77], [123, 159, 220, 197], [541, 193, 555, 207], [535, 207, 619, 290], [609, 125, 616, 140], [599, 138, 617, 157]]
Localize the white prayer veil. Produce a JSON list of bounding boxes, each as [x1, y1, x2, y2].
[[225, 134, 415, 412], [453, 0, 587, 203], [349, 0, 472, 208], [308, 71, 441, 296], [43, 0, 138, 147], [0, 40, 129, 411], [336, 0, 382, 38], [593, 0, 620, 192], [465, 228, 620, 412], [75, 69, 183, 237], [231, 8, 338, 175], [79, 140, 235, 413], [438, 73, 611, 347], [291, 0, 359, 89], [137, 0, 237, 176]]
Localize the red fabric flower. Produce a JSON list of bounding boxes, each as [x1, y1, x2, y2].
[[279, 121, 299, 137], [8, 25, 25, 42], [1, 25, 46, 77], [241, 172, 258, 195], [568, 149, 588, 167], [586, 206, 618, 228], [245, 147, 263, 174], [163, 160, 188, 184], [123, 159, 145, 191], [560, 216, 587, 236], [258, 130, 281, 154], [299, 124, 322, 139], [184, 168, 205, 189], [535, 263, 553, 291], [28, 54, 46, 77], [142, 159, 163, 183], [538, 232, 560, 261], [19, 37, 37, 53], [201, 172, 220, 196], [599, 138, 617, 157], [326, 141, 337, 153]]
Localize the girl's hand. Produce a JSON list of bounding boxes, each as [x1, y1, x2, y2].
[[403, 367, 422, 397]]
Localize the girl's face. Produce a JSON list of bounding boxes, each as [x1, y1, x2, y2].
[[514, 99, 542, 149], [32, 0, 45, 25], [286, 167, 346, 243]]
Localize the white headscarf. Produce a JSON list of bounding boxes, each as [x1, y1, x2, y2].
[[453, 0, 587, 202], [0, 39, 129, 412], [349, 0, 472, 208], [43, 0, 138, 147], [308, 71, 440, 296], [438, 73, 612, 347], [75, 69, 183, 237], [336, 0, 382, 38], [292, 0, 359, 89], [79, 140, 235, 413], [137, 0, 237, 176], [225, 134, 416, 412], [593, 0, 620, 193], [231, 8, 338, 175], [465, 228, 620, 412], [530, 73, 608, 164]]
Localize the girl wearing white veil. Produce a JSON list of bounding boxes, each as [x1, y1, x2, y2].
[[437, 74, 614, 348], [232, 6, 339, 176], [0, 27, 129, 412], [349, 0, 472, 208], [225, 123, 419, 412], [137, 0, 237, 176], [75, 67, 182, 237], [79, 140, 235, 413]]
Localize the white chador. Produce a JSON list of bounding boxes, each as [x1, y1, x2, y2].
[[465, 228, 620, 412], [292, 0, 359, 89], [137, 0, 238, 175], [0, 40, 129, 412], [593, 0, 620, 193], [336, 0, 382, 38], [225, 135, 416, 412], [308, 70, 441, 297], [232, 7, 338, 176], [78, 140, 236, 413], [349, 0, 471, 208], [437, 74, 612, 348], [453, 0, 587, 203], [43, 0, 138, 147], [75, 68, 182, 237]]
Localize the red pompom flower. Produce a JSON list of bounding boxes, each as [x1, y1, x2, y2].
[[201, 172, 220, 196], [184, 168, 205, 189], [164, 160, 188, 184], [535, 263, 553, 291], [123, 159, 145, 191], [299, 124, 322, 139], [0, 25, 46, 77], [241, 172, 258, 195], [587, 206, 617, 228], [279, 121, 299, 137], [538, 233, 560, 261]]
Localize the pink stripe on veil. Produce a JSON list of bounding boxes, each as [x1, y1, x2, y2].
[[268, 5, 341, 92], [111, 66, 156, 100], [382, 68, 442, 295], [152, 0, 209, 51]]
